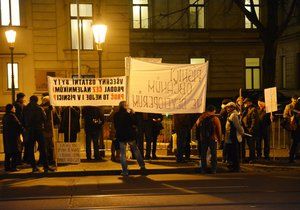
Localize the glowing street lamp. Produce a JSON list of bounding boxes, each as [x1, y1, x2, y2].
[[92, 24, 107, 78], [5, 29, 17, 103]]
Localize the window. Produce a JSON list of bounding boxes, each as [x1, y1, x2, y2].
[[0, 0, 20, 26], [189, 0, 205, 29], [245, 0, 259, 29], [7, 63, 19, 89], [190, 58, 206, 64], [132, 0, 149, 29], [70, 4, 93, 50], [245, 58, 260, 89]]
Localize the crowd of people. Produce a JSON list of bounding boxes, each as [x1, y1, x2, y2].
[[2, 92, 300, 175]]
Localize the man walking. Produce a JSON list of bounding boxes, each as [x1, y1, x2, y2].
[[196, 105, 222, 173], [114, 101, 146, 176]]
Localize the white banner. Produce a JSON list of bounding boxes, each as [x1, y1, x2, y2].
[[48, 76, 126, 106], [128, 58, 208, 114], [264, 87, 278, 113], [125, 57, 162, 76]]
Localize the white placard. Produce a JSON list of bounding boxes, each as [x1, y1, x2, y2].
[[48, 76, 126, 106], [125, 57, 162, 76], [128, 58, 208, 114], [264, 87, 278, 113], [56, 142, 81, 164]]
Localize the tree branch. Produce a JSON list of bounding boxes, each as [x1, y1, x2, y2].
[[277, 0, 297, 37], [233, 0, 265, 33]]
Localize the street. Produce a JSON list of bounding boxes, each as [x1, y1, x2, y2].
[[1, 170, 300, 210]]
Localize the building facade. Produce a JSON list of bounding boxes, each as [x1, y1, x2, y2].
[[0, 0, 299, 106]]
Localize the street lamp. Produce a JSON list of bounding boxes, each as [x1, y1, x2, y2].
[[5, 29, 17, 103], [92, 24, 107, 78]]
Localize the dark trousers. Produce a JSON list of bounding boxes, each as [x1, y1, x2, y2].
[[27, 129, 49, 169], [241, 136, 256, 161], [136, 127, 144, 158], [85, 131, 100, 160], [145, 126, 159, 158], [176, 128, 191, 162], [226, 141, 240, 171], [256, 128, 270, 158], [5, 152, 17, 170], [22, 133, 30, 163], [39, 137, 54, 164], [64, 131, 77, 142], [200, 139, 217, 172], [289, 133, 300, 161]]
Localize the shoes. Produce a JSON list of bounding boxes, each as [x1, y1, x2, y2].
[[32, 167, 40, 173], [44, 167, 56, 173], [144, 156, 151, 160], [140, 166, 147, 175], [10, 168, 20, 172], [152, 155, 158, 160], [121, 171, 129, 176], [264, 157, 270, 161]]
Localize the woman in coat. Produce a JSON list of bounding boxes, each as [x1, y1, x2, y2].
[[2, 104, 24, 171]]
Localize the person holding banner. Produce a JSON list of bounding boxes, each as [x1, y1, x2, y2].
[[23, 95, 55, 173], [289, 99, 300, 163], [82, 106, 104, 161], [256, 97, 271, 160], [114, 101, 146, 176], [241, 98, 259, 163], [59, 106, 80, 142], [224, 102, 244, 172]]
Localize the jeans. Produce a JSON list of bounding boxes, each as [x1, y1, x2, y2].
[[256, 128, 270, 158], [85, 131, 100, 160], [176, 128, 191, 162], [200, 139, 217, 172], [27, 129, 49, 169], [119, 140, 145, 173]]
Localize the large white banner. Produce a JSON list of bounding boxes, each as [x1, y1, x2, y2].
[[128, 58, 208, 114], [48, 76, 126, 106], [264, 87, 278, 113]]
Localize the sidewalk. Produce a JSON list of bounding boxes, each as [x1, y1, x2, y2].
[[1, 149, 300, 179]]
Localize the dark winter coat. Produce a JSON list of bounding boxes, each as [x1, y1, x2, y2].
[[2, 112, 23, 154], [59, 107, 80, 133], [23, 102, 47, 130], [82, 106, 104, 133], [113, 108, 135, 142], [13, 101, 25, 126], [41, 104, 60, 138]]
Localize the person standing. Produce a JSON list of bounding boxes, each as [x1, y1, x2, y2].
[[23, 95, 54, 173], [40, 96, 60, 165], [82, 106, 104, 161], [2, 104, 24, 172], [114, 101, 146, 176], [13, 92, 27, 164], [59, 106, 80, 142], [256, 97, 271, 160], [174, 114, 193, 163], [196, 105, 222, 173], [144, 113, 163, 160], [289, 99, 300, 163], [224, 102, 244, 172], [241, 98, 259, 163]]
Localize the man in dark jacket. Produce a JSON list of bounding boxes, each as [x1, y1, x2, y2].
[[256, 97, 271, 160], [60, 106, 80, 142], [2, 104, 24, 172], [114, 101, 145, 176], [144, 113, 163, 160], [13, 92, 27, 164], [289, 99, 300, 163], [82, 106, 104, 160], [241, 98, 259, 163], [23, 95, 54, 172]]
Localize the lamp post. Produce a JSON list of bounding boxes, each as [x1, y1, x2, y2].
[[92, 24, 107, 78], [5, 29, 17, 103]]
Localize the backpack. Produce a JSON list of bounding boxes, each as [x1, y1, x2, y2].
[[200, 115, 215, 140]]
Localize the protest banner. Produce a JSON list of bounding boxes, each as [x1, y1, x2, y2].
[[264, 87, 278, 113], [128, 58, 208, 114], [56, 142, 81, 164], [48, 76, 126, 106], [125, 57, 162, 76]]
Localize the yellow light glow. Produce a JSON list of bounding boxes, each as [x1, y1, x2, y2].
[[5, 29, 16, 44], [92, 24, 107, 44]]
